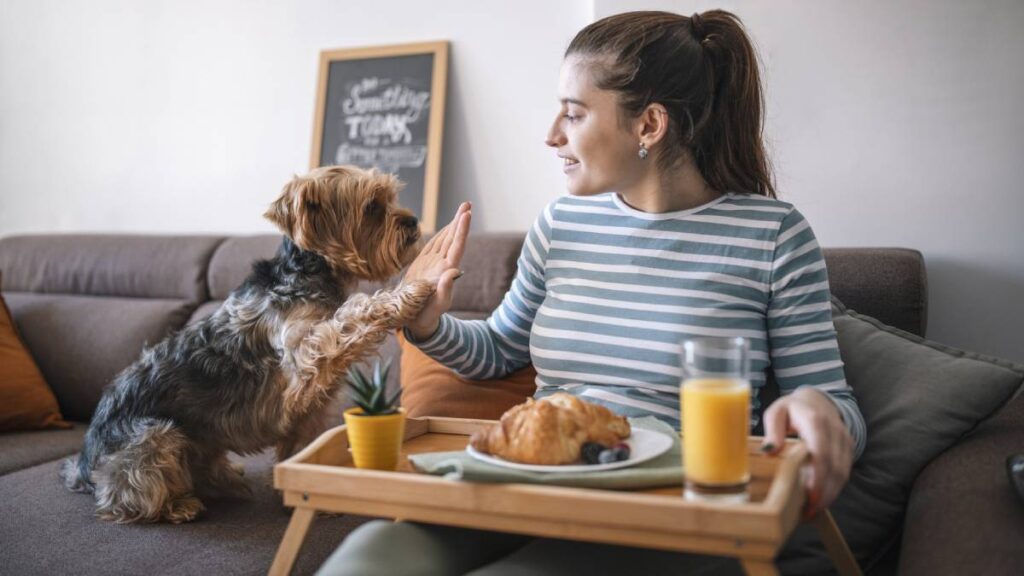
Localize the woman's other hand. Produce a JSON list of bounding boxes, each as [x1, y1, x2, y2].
[[403, 202, 472, 340], [760, 387, 854, 519]]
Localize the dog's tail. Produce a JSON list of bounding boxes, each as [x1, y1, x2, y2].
[[61, 424, 102, 493], [60, 452, 94, 494]]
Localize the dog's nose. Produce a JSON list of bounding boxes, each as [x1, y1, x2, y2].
[[400, 215, 419, 229]]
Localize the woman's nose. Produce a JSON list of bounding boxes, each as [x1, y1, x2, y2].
[[545, 118, 565, 148]]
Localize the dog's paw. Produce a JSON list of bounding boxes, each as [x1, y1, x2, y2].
[[397, 280, 436, 310], [164, 496, 205, 524]]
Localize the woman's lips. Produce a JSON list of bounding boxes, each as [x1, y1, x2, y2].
[[562, 157, 580, 174]]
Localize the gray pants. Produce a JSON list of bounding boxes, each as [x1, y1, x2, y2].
[[317, 520, 744, 576]]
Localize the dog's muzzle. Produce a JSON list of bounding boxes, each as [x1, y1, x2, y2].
[[401, 215, 420, 244]]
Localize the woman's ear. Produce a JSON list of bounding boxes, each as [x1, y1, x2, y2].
[[636, 103, 670, 148]]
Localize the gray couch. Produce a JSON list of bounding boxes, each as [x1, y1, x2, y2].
[[0, 233, 1020, 575]]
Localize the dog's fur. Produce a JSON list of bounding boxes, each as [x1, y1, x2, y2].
[[60, 165, 434, 523]]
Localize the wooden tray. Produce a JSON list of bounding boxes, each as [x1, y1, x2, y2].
[[270, 416, 860, 576]]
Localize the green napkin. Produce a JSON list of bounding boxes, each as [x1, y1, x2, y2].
[[408, 416, 683, 490]]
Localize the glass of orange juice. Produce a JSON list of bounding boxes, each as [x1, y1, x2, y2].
[[680, 336, 751, 503]]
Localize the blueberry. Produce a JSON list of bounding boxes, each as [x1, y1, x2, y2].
[[614, 444, 631, 461], [581, 442, 605, 464], [598, 449, 618, 464]]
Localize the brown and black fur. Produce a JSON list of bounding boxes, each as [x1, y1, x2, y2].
[[60, 165, 434, 523]]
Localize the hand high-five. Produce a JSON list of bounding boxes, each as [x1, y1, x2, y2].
[[403, 202, 472, 340]]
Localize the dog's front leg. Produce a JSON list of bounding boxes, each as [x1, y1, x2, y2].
[[283, 280, 435, 414]]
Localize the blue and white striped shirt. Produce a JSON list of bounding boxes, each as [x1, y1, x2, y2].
[[412, 192, 866, 458]]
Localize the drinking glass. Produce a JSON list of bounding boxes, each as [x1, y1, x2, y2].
[[680, 336, 751, 503]]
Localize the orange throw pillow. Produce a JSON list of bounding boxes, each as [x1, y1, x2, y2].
[[0, 272, 72, 431], [398, 331, 536, 420]]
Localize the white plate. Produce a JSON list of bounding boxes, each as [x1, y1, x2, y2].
[[465, 427, 675, 473]]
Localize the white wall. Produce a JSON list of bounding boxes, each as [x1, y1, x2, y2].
[[2, 0, 1022, 363], [0, 0, 589, 234]]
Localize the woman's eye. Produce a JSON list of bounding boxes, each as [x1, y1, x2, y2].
[[563, 113, 579, 122]]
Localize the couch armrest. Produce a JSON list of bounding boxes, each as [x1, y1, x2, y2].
[[898, 389, 1024, 575], [823, 248, 928, 337]]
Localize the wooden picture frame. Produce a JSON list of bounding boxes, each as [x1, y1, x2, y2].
[[310, 41, 449, 233]]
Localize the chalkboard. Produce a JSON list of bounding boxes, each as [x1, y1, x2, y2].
[[310, 41, 448, 232]]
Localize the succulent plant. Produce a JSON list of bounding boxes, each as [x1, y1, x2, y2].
[[345, 359, 400, 416]]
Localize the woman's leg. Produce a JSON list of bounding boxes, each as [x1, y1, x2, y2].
[[316, 520, 533, 576], [465, 537, 745, 576]]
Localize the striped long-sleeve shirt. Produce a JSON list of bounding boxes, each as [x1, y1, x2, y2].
[[410, 192, 866, 458]]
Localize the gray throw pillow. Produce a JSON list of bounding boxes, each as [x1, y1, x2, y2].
[[777, 298, 1024, 575]]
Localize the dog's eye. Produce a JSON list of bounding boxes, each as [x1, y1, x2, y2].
[[364, 201, 384, 217]]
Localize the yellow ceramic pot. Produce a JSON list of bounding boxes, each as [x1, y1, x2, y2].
[[343, 407, 406, 471]]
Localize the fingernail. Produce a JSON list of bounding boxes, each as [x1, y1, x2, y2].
[[759, 442, 776, 453], [454, 270, 465, 280]]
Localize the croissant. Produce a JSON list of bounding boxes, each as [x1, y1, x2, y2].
[[469, 393, 631, 465]]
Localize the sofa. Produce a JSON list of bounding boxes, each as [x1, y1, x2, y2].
[[1, 232, 1021, 576]]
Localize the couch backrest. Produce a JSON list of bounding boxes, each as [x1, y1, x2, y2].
[[0, 232, 927, 422], [190, 233, 527, 324], [159, 234, 930, 336], [0, 235, 224, 301], [0, 235, 225, 421]]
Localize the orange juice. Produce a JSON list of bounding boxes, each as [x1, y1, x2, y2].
[[681, 377, 750, 487]]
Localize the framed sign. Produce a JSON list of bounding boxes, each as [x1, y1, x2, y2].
[[310, 41, 449, 232]]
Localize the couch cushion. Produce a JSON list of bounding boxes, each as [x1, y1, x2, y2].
[[399, 332, 536, 420], [189, 300, 224, 325], [777, 299, 1024, 574], [3, 293, 195, 421], [898, 390, 1024, 575], [0, 452, 376, 576], [207, 235, 283, 299], [0, 424, 85, 475], [0, 235, 224, 302], [0, 275, 71, 432], [448, 233, 524, 315]]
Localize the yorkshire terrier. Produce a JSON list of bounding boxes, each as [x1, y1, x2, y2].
[[61, 165, 434, 523]]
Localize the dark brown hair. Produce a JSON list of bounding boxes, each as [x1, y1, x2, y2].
[[567, 10, 775, 198]]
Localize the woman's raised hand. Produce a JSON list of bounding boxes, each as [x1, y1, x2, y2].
[[403, 202, 472, 340]]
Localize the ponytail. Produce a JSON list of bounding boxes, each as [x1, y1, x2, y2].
[[690, 11, 775, 198], [566, 10, 776, 198]]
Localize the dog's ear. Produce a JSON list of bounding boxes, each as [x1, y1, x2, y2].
[[264, 177, 298, 237], [264, 175, 329, 251], [264, 171, 366, 271]]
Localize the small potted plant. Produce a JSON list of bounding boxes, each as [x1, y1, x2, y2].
[[342, 359, 405, 470]]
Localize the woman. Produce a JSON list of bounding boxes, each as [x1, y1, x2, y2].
[[320, 10, 864, 575]]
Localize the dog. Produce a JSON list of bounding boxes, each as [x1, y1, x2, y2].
[[60, 165, 435, 523]]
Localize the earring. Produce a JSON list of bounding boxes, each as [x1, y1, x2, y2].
[[638, 142, 649, 160]]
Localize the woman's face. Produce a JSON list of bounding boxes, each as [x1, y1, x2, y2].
[[546, 56, 641, 196]]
